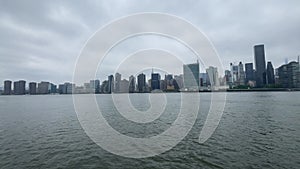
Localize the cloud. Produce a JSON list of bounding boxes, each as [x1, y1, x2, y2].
[[0, 0, 300, 86]]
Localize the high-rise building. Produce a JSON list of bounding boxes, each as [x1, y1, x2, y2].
[[108, 75, 114, 93], [183, 62, 199, 90], [151, 73, 161, 91], [174, 75, 183, 89], [89, 79, 100, 93], [14, 80, 26, 95], [115, 73, 121, 93], [238, 62, 245, 85], [206, 66, 220, 87], [200, 73, 209, 87], [38, 81, 50, 94], [245, 63, 255, 83], [266, 61, 275, 85], [254, 44, 267, 87], [129, 75, 135, 93], [137, 73, 146, 92], [101, 80, 109, 93], [119, 79, 129, 93], [3, 80, 12, 95], [278, 61, 300, 88], [230, 63, 239, 85], [49, 83, 57, 94], [29, 82, 37, 95]]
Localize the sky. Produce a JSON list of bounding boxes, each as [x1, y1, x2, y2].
[[1, 0, 300, 86]]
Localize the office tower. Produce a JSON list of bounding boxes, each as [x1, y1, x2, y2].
[[245, 63, 255, 84], [115, 73, 121, 93], [174, 75, 183, 89], [119, 79, 129, 93], [230, 63, 239, 85], [58, 84, 66, 94], [4, 80, 12, 95], [160, 79, 167, 91], [200, 73, 209, 87], [206, 66, 220, 87], [108, 75, 114, 93], [65, 82, 74, 94], [224, 70, 231, 85], [137, 73, 146, 92], [129, 75, 135, 93], [101, 80, 109, 93], [29, 82, 37, 95], [151, 73, 161, 90], [266, 61, 275, 85], [278, 61, 300, 88], [89, 80, 100, 93], [14, 80, 26, 95], [49, 83, 57, 94], [38, 81, 50, 94], [238, 62, 245, 85], [183, 62, 200, 90], [254, 44, 267, 87]]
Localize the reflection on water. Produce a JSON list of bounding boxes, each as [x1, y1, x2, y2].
[[0, 92, 299, 168]]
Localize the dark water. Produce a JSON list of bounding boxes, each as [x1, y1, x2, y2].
[[0, 92, 299, 169]]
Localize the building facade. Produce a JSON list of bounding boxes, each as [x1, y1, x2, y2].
[[29, 82, 37, 95], [183, 62, 200, 90], [14, 80, 26, 95], [254, 44, 267, 87], [4, 80, 12, 95]]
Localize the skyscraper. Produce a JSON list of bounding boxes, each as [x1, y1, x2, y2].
[[183, 62, 199, 90], [29, 82, 37, 95], [137, 73, 146, 92], [108, 75, 114, 93], [254, 44, 267, 87], [266, 61, 275, 85], [245, 63, 255, 84], [238, 62, 245, 85], [129, 75, 135, 93], [4, 80, 12, 95], [115, 73, 121, 93], [206, 66, 220, 87], [278, 61, 300, 88], [151, 73, 161, 91], [14, 80, 26, 95]]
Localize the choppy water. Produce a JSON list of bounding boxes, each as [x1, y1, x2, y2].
[[0, 92, 299, 169]]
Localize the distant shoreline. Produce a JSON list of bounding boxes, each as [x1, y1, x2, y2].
[[1, 88, 300, 96]]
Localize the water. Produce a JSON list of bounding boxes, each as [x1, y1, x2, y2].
[[0, 92, 299, 169]]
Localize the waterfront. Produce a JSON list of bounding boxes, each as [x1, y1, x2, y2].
[[0, 92, 299, 169]]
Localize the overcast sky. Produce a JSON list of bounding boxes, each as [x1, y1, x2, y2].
[[1, 0, 300, 86]]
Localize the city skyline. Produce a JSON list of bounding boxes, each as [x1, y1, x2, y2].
[[1, 44, 300, 94], [1, 1, 300, 85]]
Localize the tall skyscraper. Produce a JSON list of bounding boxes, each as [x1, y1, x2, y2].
[[137, 73, 146, 92], [4, 80, 12, 95], [245, 63, 255, 83], [183, 62, 199, 90], [151, 73, 161, 91], [108, 75, 114, 93], [254, 44, 267, 87], [266, 61, 275, 85], [14, 80, 26, 95], [237, 62, 245, 85], [206, 66, 220, 87], [115, 73, 121, 93], [129, 75, 135, 93], [29, 82, 37, 95]]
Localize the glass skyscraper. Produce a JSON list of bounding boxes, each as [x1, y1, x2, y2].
[[254, 44, 267, 87]]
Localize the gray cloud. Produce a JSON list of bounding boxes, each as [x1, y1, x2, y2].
[[0, 0, 300, 86]]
